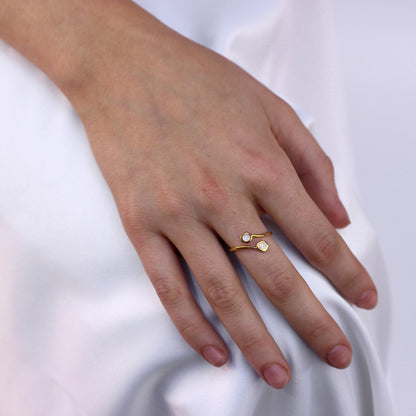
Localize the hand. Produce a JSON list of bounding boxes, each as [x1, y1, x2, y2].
[[58, 2, 377, 389]]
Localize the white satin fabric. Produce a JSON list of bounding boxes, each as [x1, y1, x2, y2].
[[0, 1, 395, 415]]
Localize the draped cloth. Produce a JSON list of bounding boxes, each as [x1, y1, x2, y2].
[[0, 0, 395, 414]]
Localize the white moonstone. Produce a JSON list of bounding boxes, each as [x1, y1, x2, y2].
[[241, 233, 251, 243]]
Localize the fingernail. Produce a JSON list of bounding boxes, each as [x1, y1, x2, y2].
[[326, 345, 352, 368], [262, 364, 289, 389], [356, 289, 378, 309], [202, 346, 227, 367]]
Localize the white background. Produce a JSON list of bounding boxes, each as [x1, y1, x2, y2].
[[0, 1, 413, 414], [333, 1, 416, 414]]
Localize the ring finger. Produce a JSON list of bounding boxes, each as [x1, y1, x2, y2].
[[165, 218, 292, 389], [209, 202, 353, 369]]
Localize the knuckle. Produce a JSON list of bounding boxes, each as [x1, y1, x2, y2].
[[264, 266, 295, 302], [248, 151, 291, 194], [321, 154, 335, 178], [197, 180, 233, 214], [243, 159, 265, 190], [160, 194, 191, 221], [153, 278, 183, 308], [177, 319, 201, 340], [205, 278, 239, 313], [239, 334, 266, 356], [309, 231, 339, 267], [118, 196, 146, 236], [306, 321, 333, 344], [273, 95, 297, 120], [262, 155, 287, 181], [339, 270, 369, 297], [274, 98, 301, 134]]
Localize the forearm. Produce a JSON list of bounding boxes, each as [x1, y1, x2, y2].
[[0, 0, 169, 100]]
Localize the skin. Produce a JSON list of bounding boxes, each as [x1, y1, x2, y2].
[[0, 0, 378, 389]]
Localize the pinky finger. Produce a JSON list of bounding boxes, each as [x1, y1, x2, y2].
[[137, 231, 229, 367]]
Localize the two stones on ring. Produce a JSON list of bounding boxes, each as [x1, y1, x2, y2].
[[240, 232, 270, 252]]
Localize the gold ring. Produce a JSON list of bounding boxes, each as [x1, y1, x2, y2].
[[229, 231, 272, 253]]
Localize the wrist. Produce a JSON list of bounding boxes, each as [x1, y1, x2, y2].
[[0, 0, 171, 110], [0, 0, 91, 88], [53, 1, 177, 115]]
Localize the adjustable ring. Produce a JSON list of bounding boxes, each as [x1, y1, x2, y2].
[[229, 231, 272, 253]]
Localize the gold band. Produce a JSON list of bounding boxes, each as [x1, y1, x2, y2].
[[229, 231, 272, 253]]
